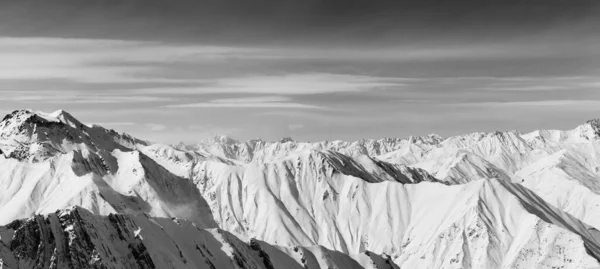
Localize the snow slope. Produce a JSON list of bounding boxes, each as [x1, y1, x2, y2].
[[191, 153, 600, 268], [377, 121, 600, 231]]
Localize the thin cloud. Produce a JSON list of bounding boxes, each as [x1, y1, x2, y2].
[[89, 122, 136, 126], [481, 85, 566, 91], [136, 73, 405, 95], [165, 95, 330, 110], [165, 102, 327, 110], [288, 124, 305, 131], [0, 37, 265, 83], [210, 96, 290, 103], [203, 73, 404, 94], [145, 123, 168, 131], [88, 122, 167, 132], [580, 82, 600, 87], [0, 93, 169, 103], [475, 76, 600, 91], [0, 37, 410, 90], [452, 100, 600, 107]]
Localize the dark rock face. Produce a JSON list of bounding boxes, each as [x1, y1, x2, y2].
[[2, 208, 149, 269], [250, 239, 275, 269], [71, 150, 111, 176], [280, 137, 294, 143], [8, 217, 42, 265], [6, 214, 99, 269], [587, 119, 600, 136], [1, 207, 318, 269]]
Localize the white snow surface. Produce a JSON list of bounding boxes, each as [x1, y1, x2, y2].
[[1, 109, 600, 268]]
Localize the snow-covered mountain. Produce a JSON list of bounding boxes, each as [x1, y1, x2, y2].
[[0, 109, 216, 228], [2, 109, 600, 268], [192, 155, 600, 268], [175, 134, 443, 164]]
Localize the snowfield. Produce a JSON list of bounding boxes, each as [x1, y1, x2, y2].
[[1, 109, 600, 268]]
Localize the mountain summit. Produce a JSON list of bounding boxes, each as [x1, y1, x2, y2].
[[0, 109, 146, 162]]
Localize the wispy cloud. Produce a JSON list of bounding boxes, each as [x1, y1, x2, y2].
[[0, 37, 265, 83], [164, 96, 329, 110], [88, 121, 167, 132], [145, 123, 168, 131], [0, 92, 169, 103], [89, 122, 137, 127], [288, 124, 305, 131], [473, 76, 600, 91], [9, 36, 582, 90], [134, 73, 405, 95], [452, 100, 600, 107], [257, 44, 580, 61], [0, 71, 406, 108], [480, 85, 566, 91], [209, 96, 290, 103]]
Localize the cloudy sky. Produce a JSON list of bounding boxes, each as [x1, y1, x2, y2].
[[1, 0, 599, 143]]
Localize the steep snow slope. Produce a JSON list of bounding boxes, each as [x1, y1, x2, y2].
[[375, 121, 600, 232], [0, 110, 216, 228], [190, 149, 600, 268], [410, 150, 511, 184], [0, 207, 400, 269], [191, 149, 441, 236], [515, 149, 600, 230]]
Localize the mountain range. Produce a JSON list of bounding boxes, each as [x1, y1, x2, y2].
[[1, 109, 600, 269]]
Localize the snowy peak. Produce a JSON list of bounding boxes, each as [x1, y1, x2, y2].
[[405, 133, 444, 145], [519, 119, 600, 144], [0, 109, 67, 137], [0, 109, 218, 230], [207, 134, 240, 145], [0, 109, 147, 162], [0, 109, 85, 130], [49, 109, 84, 129]]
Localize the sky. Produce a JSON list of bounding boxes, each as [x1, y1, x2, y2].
[[1, 0, 600, 143]]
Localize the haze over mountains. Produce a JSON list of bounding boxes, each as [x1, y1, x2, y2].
[[1, 109, 600, 269]]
